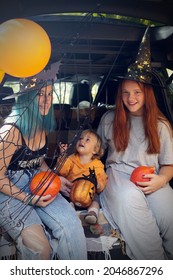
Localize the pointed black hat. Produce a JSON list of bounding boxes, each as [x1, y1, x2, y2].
[[119, 26, 152, 84], [2, 61, 61, 100]]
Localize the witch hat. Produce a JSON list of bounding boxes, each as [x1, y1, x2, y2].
[[119, 26, 152, 84], [2, 61, 61, 100], [2, 77, 47, 100]]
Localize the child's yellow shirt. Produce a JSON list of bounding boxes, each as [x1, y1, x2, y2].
[[59, 154, 107, 193]]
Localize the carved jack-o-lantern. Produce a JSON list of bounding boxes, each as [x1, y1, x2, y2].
[[70, 179, 95, 208], [70, 168, 97, 208]]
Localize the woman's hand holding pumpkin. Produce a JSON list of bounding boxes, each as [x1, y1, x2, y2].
[[137, 173, 167, 194], [26, 193, 55, 207]]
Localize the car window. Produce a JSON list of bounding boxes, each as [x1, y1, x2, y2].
[[53, 81, 100, 106], [166, 69, 173, 107]]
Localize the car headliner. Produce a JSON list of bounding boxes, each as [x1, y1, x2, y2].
[[0, 0, 173, 25]]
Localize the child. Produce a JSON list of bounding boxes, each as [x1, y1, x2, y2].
[[58, 129, 108, 224]]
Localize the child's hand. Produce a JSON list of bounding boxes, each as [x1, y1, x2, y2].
[[59, 176, 73, 197], [59, 142, 68, 153]]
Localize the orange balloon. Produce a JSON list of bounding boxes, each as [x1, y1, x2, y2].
[[30, 171, 61, 197], [0, 18, 51, 78], [0, 69, 5, 83]]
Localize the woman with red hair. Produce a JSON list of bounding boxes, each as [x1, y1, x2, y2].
[[97, 78, 173, 259]]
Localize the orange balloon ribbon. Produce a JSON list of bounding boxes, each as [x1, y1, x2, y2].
[[0, 69, 5, 83], [0, 18, 51, 78]]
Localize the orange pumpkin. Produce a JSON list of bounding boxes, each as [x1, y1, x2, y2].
[[70, 179, 96, 208], [130, 166, 155, 186], [30, 171, 61, 197]]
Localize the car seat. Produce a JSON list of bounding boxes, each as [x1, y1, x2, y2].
[[70, 82, 93, 107]]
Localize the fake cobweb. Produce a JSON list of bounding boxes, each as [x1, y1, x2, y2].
[[0, 82, 92, 248], [0, 11, 125, 257]]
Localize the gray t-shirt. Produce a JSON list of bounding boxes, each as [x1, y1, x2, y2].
[[97, 110, 173, 175]]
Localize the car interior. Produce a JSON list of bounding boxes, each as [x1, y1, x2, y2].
[[0, 0, 173, 260]]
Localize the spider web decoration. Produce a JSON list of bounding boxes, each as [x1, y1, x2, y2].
[[0, 9, 127, 257], [0, 81, 93, 251], [0, 87, 53, 233]]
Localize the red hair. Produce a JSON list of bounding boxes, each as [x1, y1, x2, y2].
[[113, 80, 172, 154]]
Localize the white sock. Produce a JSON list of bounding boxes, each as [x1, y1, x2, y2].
[[88, 207, 99, 217]]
